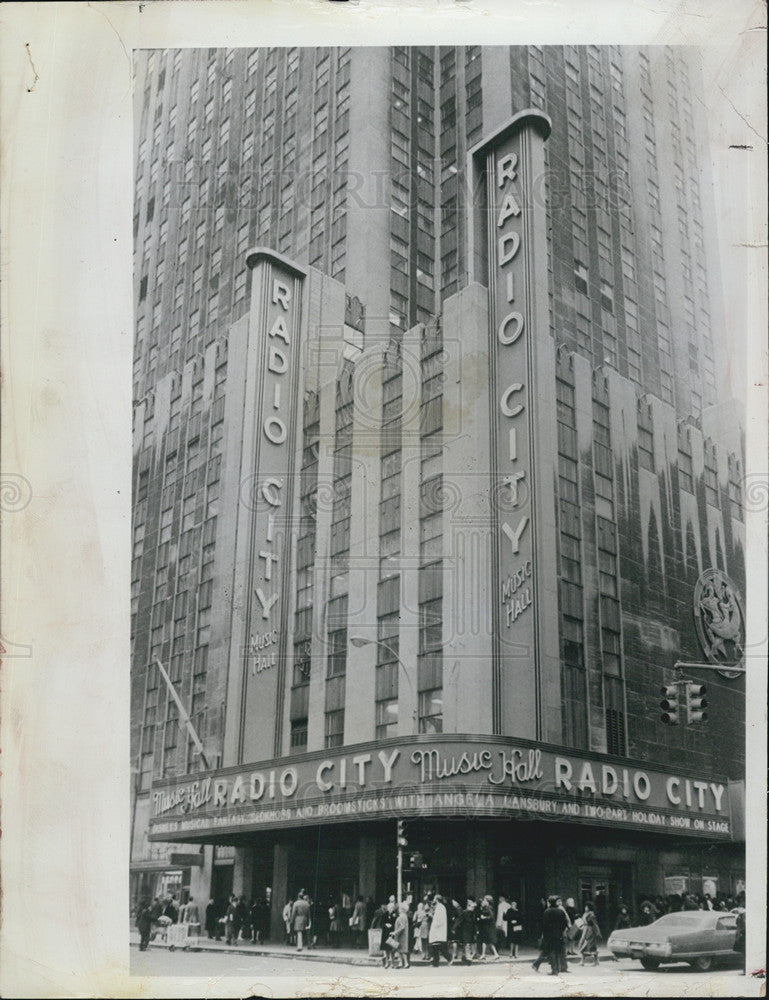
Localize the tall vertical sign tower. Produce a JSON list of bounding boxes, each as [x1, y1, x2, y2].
[[225, 249, 306, 765], [471, 110, 560, 741]]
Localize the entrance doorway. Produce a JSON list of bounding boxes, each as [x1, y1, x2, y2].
[[578, 865, 631, 931], [211, 863, 233, 909]]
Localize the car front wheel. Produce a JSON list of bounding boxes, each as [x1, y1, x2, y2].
[[691, 956, 712, 971], [640, 958, 660, 971]]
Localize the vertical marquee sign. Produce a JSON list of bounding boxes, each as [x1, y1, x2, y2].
[[238, 249, 306, 763], [471, 110, 553, 739]]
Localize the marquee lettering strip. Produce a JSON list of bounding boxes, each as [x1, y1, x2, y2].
[[148, 785, 732, 842], [149, 738, 733, 844]]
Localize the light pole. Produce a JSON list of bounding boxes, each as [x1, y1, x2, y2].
[[351, 635, 414, 905], [349, 635, 417, 734]]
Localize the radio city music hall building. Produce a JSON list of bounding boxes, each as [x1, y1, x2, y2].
[[131, 46, 747, 934]]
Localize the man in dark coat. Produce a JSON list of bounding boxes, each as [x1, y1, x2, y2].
[[532, 896, 569, 975], [455, 898, 478, 965], [136, 899, 153, 951], [205, 899, 218, 939], [163, 895, 179, 924], [225, 894, 240, 946]]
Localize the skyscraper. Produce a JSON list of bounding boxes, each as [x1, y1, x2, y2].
[[132, 46, 745, 932]]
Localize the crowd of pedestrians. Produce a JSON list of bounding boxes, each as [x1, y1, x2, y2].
[[134, 893, 202, 951], [364, 891, 526, 968], [634, 889, 745, 921], [135, 884, 747, 969], [213, 891, 272, 945]]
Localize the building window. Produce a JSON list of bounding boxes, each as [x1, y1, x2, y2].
[[704, 449, 719, 507], [562, 617, 587, 748], [604, 674, 626, 755], [375, 697, 398, 740], [327, 627, 347, 678], [728, 460, 743, 521], [638, 415, 654, 472], [678, 449, 694, 492], [574, 259, 588, 295], [375, 614, 399, 738], [324, 708, 344, 749], [290, 718, 308, 752], [418, 689, 442, 734]]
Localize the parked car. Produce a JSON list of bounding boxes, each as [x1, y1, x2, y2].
[[607, 910, 739, 971]]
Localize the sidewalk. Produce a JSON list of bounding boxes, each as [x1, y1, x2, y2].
[[130, 930, 617, 968]]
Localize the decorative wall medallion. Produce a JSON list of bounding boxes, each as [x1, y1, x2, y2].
[[694, 569, 745, 679]]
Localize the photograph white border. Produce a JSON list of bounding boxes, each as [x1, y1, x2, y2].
[[1, 1, 765, 996]]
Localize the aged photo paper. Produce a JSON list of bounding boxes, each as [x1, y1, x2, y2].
[[1, 1, 766, 997]]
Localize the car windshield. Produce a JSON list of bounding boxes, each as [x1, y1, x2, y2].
[[652, 913, 706, 928]]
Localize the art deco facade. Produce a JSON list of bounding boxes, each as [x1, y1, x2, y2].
[[131, 46, 745, 929]]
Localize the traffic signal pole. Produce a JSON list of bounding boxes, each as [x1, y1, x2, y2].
[[673, 660, 746, 673], [397, 831, 403, 906], [396, 820, 407, 905], [660, 660, 743, 726]]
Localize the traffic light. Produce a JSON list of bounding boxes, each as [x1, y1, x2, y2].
[[684, 682, 708, 723], [660, 684, 680, 725], [396, 820, 408, 847]]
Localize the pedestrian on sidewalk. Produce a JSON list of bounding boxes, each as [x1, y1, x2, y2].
[[327, 896, 342, 948], [393, 902, 411, 969], [290, 890, 311, 952], [249, 897, 262, 943], [554, 897, 571, 970], [341, 892, 353, 946], [136, 899, 153, 952], [455, 897, 478, 965], [418, 895, 432, 961], [476, 894, 500, 960], [163, 895, 179, 925], [576, 906, 602, 966], [448, 899, 463, 964], [504, 900, 522, 957], [205, 899, 218, 940], [532, 895, 568, 975], [495, 894, 509, 951], [564, 897, 579, 955], [235, 896, 248, 943], [349, 895, 366, 948], [225, 895, 239, 947], [380, 900, 398, 969], [282, 899, 293, 944], [413, 901, 426, 957], [614, 905, 632, 931], [304, 893, 316, 949], [428, 894, 451, 966], [180, 896, 200, 926]]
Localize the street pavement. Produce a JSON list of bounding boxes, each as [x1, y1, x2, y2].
[[129, 933, 759, 996]]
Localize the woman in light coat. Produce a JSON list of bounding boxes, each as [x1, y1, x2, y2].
[[393, 902, 411, 969], [350, 895, 366, 948], [428, 895, 451, 966], [577, 907, 602, 965], [418, 897, 432, 961]]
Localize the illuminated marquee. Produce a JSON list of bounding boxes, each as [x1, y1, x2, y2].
[[149, 735, 735, 842]]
